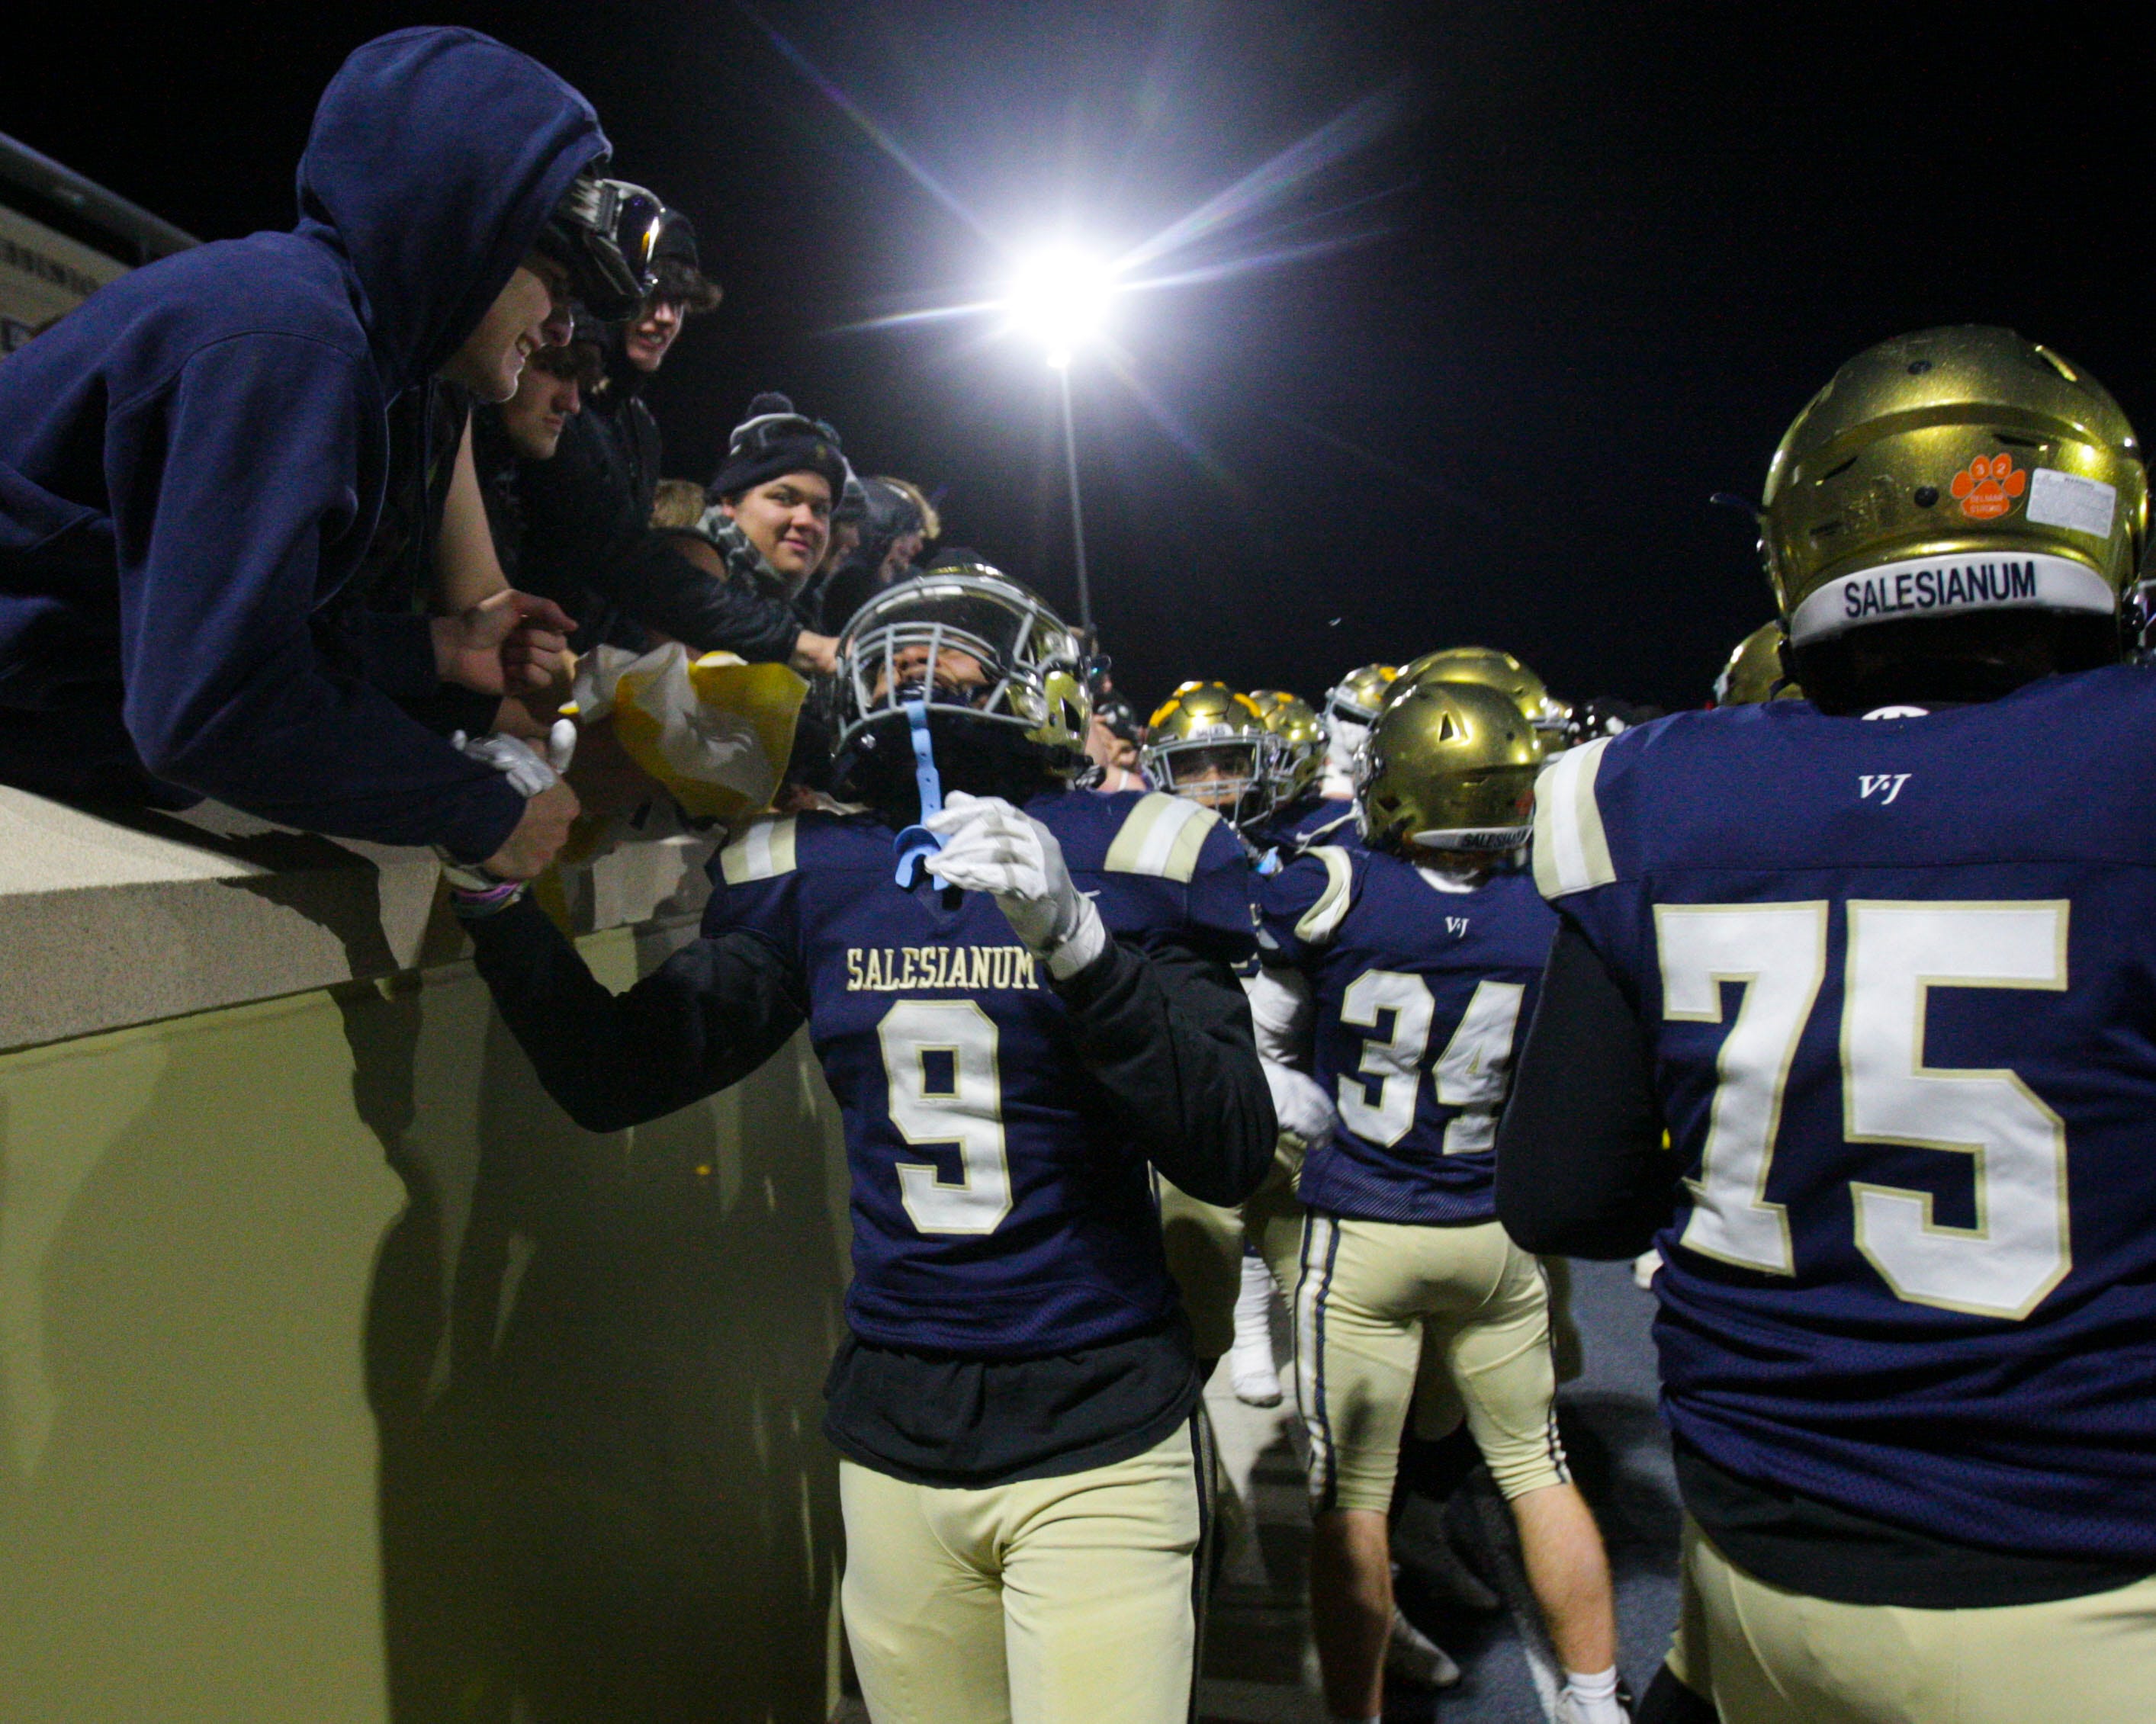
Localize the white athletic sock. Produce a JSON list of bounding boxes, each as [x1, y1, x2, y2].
[[1562, 1665, 1624, 1723], [1232, 1250, 1274, 1347], [1228, 1251, 1281, 1405]]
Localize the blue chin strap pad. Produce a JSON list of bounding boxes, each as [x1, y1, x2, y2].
[[892, 698, 947, 887]]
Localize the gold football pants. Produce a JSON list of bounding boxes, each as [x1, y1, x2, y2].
[[1156, 1141, 1304, 1362], [1292, 1212, 1568, 1513], [1676, 1514, 2156, 1724], [838, 1418, 1212, 1724]]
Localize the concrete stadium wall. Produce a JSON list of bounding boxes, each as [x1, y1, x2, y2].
[[0, 788, 852, 1723]]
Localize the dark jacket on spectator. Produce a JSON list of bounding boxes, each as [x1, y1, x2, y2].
[[512, 346, 806, 663], [0, 27, 599, 860], [471, 403, 531, 586]]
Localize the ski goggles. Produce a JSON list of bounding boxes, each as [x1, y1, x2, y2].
[[537, 175, 667, 322]]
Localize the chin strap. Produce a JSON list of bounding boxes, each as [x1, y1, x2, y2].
[[891, 698, 946, 886]]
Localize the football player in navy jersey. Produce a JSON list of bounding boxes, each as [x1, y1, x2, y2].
[[1242, 689, 1336, 861], [1498, 326, 2156, 1724], [1139, 682, 1280, 843], [457, 562, 1280, 1724], [1255, 679, 1624, 1724], [1186, 688, 1332, 1406], [1138, 682, 1331, 1408]]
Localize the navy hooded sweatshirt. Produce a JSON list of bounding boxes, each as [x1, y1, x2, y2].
[[0, 27, 606, 861]]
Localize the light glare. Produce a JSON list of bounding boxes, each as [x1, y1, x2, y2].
[[1007, 247, 1117, 368]]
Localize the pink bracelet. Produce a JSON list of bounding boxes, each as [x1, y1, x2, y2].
[[447, 877, 527, 917]]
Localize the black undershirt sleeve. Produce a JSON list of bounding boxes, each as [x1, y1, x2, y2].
[[466, 896, 808, 1134], [1495, 911, 1678, 1258], [1052, 933, 1277, 1208]]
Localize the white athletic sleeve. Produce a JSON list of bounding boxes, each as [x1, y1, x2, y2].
[[1244, 965, 1316, 1070]]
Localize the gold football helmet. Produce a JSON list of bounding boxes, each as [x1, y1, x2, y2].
[[1355, 680, 1540, 854], [1322, 664, 1399, 731], [1386, 644, 1570, 737], [1248, 689, 1326, 805], [1144, 682, 1277, 828], [1762, 326, 2147, 648], [1713, 622, 1802, 705]]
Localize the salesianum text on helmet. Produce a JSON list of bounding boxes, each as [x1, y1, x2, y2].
[[1840, 558, 2039, 621]]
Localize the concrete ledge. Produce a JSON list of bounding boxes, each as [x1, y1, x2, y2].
[[0, 788, 715, 1053]]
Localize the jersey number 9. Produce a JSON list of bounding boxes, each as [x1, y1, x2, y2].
[[879, 999, 1014, 1235]]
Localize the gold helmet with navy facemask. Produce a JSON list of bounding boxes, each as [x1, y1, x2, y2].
[[1248, 689, 1326, 805], [1762, 326, 2147, 658], [1355, 679, 1541, 856], [1144, 682, 1277, 830], [1384, 645, 1570, 739], [834, 560, 1091, 775]]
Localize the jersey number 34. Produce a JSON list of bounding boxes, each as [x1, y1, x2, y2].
[[1658, 901, 2069, 1321], [1338, 971, 1526, 1154]]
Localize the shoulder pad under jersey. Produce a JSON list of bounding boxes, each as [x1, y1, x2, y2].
[[1290, 845, 1358, 945], [1103, 791, 1221, 882], [718, 815, 800, 884], [1531, 737, 1618, 899]]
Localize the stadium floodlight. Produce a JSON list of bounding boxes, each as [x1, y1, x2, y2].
[[1001, 244, 1117, 634], [1006, 245, 1119, 371]]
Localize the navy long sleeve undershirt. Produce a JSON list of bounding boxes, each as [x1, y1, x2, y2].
[[1495, 912, 1677, 1259]]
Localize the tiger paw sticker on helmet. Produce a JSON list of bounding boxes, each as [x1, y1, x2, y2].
[[1951, 453, 2027, 521]]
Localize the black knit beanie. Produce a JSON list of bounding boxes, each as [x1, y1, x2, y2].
[[711, 392, 850, 500]]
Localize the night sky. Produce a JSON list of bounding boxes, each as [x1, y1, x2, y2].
[[7, 1, 2148, 714]]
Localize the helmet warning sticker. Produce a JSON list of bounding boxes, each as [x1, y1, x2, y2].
[[1951, 453, 2027, 520], [2026, 467, 2118, 540]]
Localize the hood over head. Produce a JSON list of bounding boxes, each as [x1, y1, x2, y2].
[[295, 27, 608, 390]]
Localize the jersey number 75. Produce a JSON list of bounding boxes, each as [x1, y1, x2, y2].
[[1658, 901, 2069, 1321]]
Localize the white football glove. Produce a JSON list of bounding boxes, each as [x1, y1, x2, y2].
[[923, 792, 1108, 978], [1263, 1060, 1338, 1152]]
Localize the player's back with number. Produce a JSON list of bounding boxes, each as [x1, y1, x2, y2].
[[1541, 669, 2156, 1553], [1265, 843, 1551, 1223], [707, 787, 1254, 1355], [1505, 323, 2156, 1724]]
